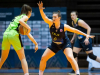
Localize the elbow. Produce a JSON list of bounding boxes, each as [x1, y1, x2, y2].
[[19, 19, 24, 25], [28, 27, 31, 33], [27, 27, 31, 34], [29, 28, 31, 32], [19, 19, 23, 24], [27, 25, 31, 31], [89, 27, 91, 32], [87, 27, 91, 33], [43, 17, 49, 24]]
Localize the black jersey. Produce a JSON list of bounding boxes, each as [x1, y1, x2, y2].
[[73, 18, 87, 33], [50, 23, 69, 44]]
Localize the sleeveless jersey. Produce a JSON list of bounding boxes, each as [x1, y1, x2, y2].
[[73, 18, 87, 33], [50, 23, 69, 44], [73, 18, 87, 39], [5, 14, 26, 33]]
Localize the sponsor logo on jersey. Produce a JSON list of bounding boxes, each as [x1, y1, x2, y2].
[[52, 32, 60, 36], [60, 29, 63, 32], [53, 37, 57, 41]]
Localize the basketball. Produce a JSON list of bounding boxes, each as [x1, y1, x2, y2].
[[19, 25, 28, 35]]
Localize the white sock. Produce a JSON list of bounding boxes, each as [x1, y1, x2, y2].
[[75, 70, 80, 75], [39, 70, 44, 75], [24, 73, 29, 75]]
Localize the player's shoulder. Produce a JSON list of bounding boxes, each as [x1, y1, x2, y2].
[[49, 21, 55, 28], [78, 18, 84, 23], [60, 23, 66, 28], [77, 18, 83, 21], [19, 14, 29, 22], [64, 23, 68, 27], [60, 22, 66, 27]]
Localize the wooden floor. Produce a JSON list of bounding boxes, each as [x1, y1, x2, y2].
[[0, 73, 100, 75]]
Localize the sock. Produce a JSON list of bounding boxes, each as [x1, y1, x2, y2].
[[24, 73, 29, 75], [39, 70, 44, 75], [75, 70, 80, 75]]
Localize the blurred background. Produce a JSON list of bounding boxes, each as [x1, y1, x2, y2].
[[0, 0, 100, 71]]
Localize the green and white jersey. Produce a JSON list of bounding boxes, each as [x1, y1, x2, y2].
[[5, 14, 26, 32]]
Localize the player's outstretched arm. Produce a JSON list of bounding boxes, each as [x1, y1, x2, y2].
[[64, 24, 95, 39], [37, 1, 52, 25], [19, 16, 31, 33], [27, 33, 38, 52]]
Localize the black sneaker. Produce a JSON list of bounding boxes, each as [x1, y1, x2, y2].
[[68, 70, 75, 75], [70, 69, 75, 73]]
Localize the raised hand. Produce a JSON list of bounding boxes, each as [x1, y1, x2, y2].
[[37, 1, 45, 10], [34, 44, 38, 53]]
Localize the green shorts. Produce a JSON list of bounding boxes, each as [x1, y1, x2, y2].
[[2, 30, 23, 50]]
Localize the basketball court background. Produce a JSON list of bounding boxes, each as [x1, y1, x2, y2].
[[0, 0, 100, 75]]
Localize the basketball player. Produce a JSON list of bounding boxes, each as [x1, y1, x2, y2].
[[37, 1, 94, 75], [0, 4, 38, 75], [70, 11, 100, 74]]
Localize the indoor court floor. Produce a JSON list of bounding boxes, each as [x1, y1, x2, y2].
[[0, 68, 100, 75], [0, 73, 100, 75]]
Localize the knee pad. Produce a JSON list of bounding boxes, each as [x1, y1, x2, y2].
[[73, 52, 78, 58], [88, 52, 97, 60]]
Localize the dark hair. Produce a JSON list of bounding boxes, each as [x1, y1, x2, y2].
[[20, 4, 32, 15], [53, 10, 62, 18], [71, 11, 78, 16]]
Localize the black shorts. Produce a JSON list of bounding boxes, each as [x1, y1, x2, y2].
[[48, 40, 72, 53], [74, 36, 92, 51]]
